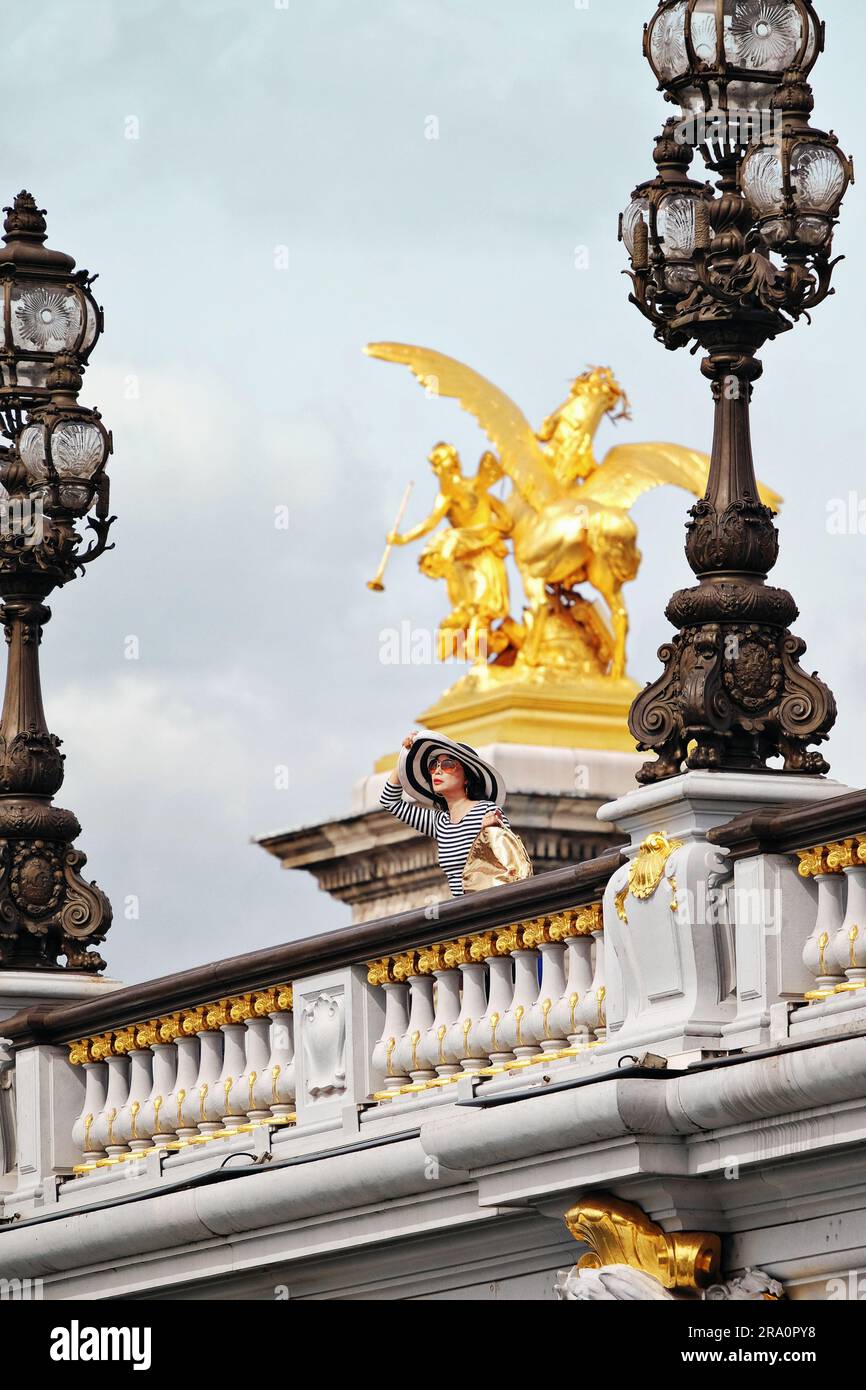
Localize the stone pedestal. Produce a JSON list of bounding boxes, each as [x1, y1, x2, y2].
[[257, 744, 643, 923], [595, 771, 852, 1061]]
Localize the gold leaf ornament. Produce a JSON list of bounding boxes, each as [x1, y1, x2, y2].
[[615, 833, 683, 925]]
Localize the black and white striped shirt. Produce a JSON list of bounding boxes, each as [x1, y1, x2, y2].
[[380, 780, 510, 897]]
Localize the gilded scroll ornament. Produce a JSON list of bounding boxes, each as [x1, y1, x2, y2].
[[797, 845, 836, 878], [615, 833, 683, 925], [564, 1194, 720, 1295], [392, 950, 421, 982]]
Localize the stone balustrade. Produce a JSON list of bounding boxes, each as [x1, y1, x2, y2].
[[796, 837, 866, 1002], [0, 855, 620, 1201], [366, 905, 605, 1100], [63, 900, 608, 1170], [707, 797, 866, 1030], [13, 794, 866, 1213], [68, 986, 295, 1173]]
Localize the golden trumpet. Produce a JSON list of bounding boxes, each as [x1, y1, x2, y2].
[[367, 481, 414, 592]]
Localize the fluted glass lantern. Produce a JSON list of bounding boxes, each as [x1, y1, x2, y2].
[[740, 73, 853, 249], [18, 406, 111, 516], [621, 193, 651, 259], [646, 0, 822, 119], [620, 121, 711, 295], [0, 192, 102, 429]]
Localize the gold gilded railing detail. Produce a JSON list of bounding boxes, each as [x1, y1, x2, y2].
[[158, 1014, 182, 1043], [252, 988, 277, 1016], [367, 958, 396, 986], [417, 942, 448, 974], [443, 938, 471, 968], [522, 917, 552, 949], [67, 983, 296, 1066], [229, 995, 253, 1024], [365, 903, 604, 986], [796, 838, 866, 877], [797, 845, 838, 878], [392, 950, 421, 982]]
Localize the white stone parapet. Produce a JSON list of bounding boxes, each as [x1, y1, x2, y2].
[[6, 769, 866, 1300]]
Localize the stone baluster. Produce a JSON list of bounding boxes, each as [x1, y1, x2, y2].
[[473, 933, 516, 1068], [111, 1027, 151, 1154], [165, 1013, 201, 1141], [572, 917, 607, 1042], [252, 986, 295, 1120], [89, 1033, 131, 1158], [212, 999, 251, 1130], [497, 926, 543, 1062], [797, 847, 847, 1002], [137, 1021, 178, 1147], [70, 1040, 108, 1164], [525, 918, 568, 1054], [240, 992, 276, 1123], [182, 1007, 226, 1135], [417, 944, 462, 1078], [827, 839, 866, 994], [391, 953, 436, 1085], [550, 907, 599, 1051], [369, 960, 411, 1091], [444, 939, 490, 1072]]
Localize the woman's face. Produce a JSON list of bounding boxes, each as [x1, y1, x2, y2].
[[428, 754, 467, 799]]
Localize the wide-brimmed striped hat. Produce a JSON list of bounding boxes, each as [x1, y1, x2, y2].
[[398, 733, 506, 809]]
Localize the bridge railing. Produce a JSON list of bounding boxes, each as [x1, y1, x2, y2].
[[0, 850, 621, 1192], [6, 787, 866, 1205]]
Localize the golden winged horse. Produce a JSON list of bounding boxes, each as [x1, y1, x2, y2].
[[366, 343, 781, 681]]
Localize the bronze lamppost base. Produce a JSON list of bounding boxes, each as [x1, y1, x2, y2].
[[0, 588, 112, 972], [629, 343, 836, 785], [620, 27, 853, 786]]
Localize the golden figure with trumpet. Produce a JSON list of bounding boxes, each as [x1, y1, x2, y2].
[[366, 343, 781, 753]]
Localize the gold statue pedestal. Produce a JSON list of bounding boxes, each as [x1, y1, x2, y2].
[[412, 665, 640, 759]]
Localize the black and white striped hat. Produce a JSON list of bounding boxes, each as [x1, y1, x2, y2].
[[398, 733, 507, 809]]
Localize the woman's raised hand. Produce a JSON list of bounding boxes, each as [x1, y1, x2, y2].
[[389, 730, 418, 786]]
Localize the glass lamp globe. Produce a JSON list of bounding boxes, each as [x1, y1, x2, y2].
[[741, 128, 852, 248], [19, 410, 111, 516], [621, 193, 652, 258], [0, 193, 102, 405], [646, 0, 822, 119]]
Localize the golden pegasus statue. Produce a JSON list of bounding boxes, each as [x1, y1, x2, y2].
[[366, 343, 782, 753]]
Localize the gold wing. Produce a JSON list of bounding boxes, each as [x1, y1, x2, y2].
[[365, 342, 560, 510], [581, 442, 783, 513]]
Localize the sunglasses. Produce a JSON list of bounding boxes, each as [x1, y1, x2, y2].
[[427, 756, 461, 775]]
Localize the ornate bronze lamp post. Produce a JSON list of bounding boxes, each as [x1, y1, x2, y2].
[[0, 192, 115, 970], [621, 1, 853, 784]]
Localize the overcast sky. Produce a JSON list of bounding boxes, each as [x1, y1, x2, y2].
[[8, 0, 866, 984]]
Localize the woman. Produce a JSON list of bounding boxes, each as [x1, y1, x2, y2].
[[380, 731, 509, 897]]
